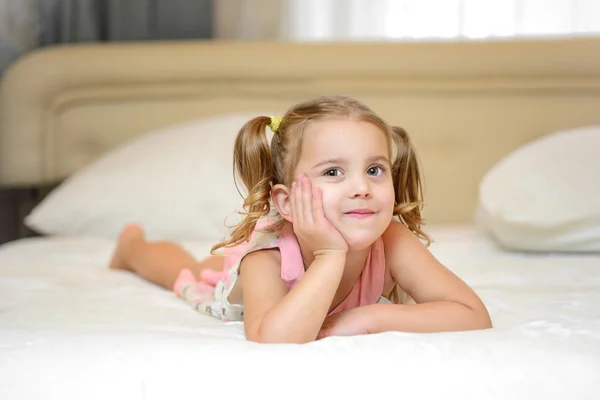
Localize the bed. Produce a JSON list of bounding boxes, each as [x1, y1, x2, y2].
[[1, 38, 600, 399]]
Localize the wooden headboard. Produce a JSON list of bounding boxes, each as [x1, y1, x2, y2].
[[1, 37, 600, 231]]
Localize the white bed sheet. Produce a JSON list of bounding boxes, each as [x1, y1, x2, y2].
[[0, 225, 599, 400]]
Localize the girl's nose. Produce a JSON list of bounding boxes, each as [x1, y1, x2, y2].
[[349, 176, 372, 199]]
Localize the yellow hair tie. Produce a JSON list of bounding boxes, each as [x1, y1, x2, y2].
[[268, 116, 282, 133]]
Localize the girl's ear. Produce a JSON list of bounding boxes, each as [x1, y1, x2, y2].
[[271, 184, 293, 223]]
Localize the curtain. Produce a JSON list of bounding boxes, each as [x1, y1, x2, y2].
[[0, 0, 213, 76], [0, 0, 39, 76], [38, 0, 213, 45], [214, 0, 600, 41], [282, 0, 600, 41], [214, 0, 282, 40]]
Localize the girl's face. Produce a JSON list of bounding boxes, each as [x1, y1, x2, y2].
[[293, 118, 396, 250]]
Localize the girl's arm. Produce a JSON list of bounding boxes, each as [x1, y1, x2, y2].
[[240, 174, 349, 344], [240, 174, 351, 343], [240, 248, 346, 344], [371, 220, 492, 333], [363, 301, 490, 334]]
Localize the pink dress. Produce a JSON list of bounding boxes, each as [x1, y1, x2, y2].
[[173, 224, 387, 322]]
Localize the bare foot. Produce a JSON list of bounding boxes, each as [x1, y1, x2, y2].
[[109, 224, 145, 271]]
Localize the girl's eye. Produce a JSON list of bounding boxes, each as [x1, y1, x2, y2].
[[367, 166, 385, 176], [324, 168, 342, 177]]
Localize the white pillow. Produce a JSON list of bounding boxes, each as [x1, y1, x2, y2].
[[476, 125, 600, 252], [25, 113, 275, 242]]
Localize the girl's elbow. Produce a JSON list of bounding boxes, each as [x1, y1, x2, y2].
[[472, 307, 493, 330], [245, 322, 315, 344], [461, 298, 493, 330], [481, 315, 493, 330], [247, 331, 313, 344], [249, 334, 312, 345]]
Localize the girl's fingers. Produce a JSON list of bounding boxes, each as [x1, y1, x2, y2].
[[301, 175, 314, 225], [312, 186, 325, 222], [294, 178, 304, 222], [290, 181, 298, 223]]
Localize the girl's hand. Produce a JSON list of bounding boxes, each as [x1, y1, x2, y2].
[[290, 174, 348, 256], [316, 307, 372, 340]]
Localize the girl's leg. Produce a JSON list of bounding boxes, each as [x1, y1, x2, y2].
[[109, 224, 224, 289]]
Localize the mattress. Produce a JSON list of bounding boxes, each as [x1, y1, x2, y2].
[[0, 225, 599, 400]]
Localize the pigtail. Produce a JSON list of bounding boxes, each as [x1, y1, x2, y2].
[[211, 116, 274, 254], [387, 126, 431, 305], [390, 126, 432, 246]]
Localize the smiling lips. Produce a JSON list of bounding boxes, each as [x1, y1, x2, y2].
[[344, 208, 376, 219]]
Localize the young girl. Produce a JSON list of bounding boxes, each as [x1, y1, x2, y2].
[[109, 95, 492, 344]]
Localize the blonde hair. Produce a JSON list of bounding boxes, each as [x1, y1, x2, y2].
[[211, 95, 431, 301]]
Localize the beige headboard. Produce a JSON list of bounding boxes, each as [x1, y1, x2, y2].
[[1, 38, 600, 224]]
